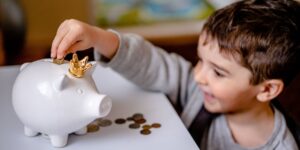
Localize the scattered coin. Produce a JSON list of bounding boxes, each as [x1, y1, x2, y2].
[[53, 58, 64, 65], [126, 117, 134, 121], [87, 124, 99, 133], [97, 119, 112, 127], [115, 118, 126, 124], [132, 113, 144, 120], [135, 118, 146, 124], [140, 129, 151, 135], [142, 124, 152, 130], [111, 113, 161, 136], [151, 123, 161, 128], [129, 123, 140, 129]]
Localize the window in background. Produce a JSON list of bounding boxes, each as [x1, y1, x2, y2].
[[93, 0, 215, 27], [91, 0, 237, 65]]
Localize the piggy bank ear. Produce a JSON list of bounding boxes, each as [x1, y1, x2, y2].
[[20, 62, 29, 71], [53, 74, 70, 91]]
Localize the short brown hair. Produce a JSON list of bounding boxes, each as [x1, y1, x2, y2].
[[201, 0, 300, 85]]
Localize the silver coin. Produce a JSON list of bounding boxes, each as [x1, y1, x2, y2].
[[97, 119, 112, 127]]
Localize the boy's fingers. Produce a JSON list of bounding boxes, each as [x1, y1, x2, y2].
[[57, 20, 69, 33], [51, 34, 60, 58], [51, 20, 69, 58], [56, 31, 80, 59], [67, 41, 84, 54], [51, 34, 68, 58]]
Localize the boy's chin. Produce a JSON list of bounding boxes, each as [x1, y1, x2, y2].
[[203, 103, 223, 114]]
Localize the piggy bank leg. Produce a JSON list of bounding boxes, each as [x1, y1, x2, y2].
[[24, 126, 39, 136], [74, 126, 87, 135], [49, 134, 69, 147]]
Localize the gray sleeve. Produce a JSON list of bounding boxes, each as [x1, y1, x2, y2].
[[94, 31, 199, 113]]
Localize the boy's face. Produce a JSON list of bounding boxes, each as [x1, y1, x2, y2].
[[194, 35, 261, 113]]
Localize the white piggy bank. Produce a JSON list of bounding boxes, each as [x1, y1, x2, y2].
[[12, 58, 112, 147]]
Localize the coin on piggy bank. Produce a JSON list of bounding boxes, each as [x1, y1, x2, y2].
[[53, 58, 64, 64]]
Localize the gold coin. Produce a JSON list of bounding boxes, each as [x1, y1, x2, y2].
[[142, 124, 152, 130], [53, 58, 64, 65], [135, 118, 146, 124], [115, 118, 126, 124], [151, 123, 161, 128], [129, 123, 140, 129], [140, 129, 151, 135], [87, 124, 99, 133], [132, 113, 144, 121]]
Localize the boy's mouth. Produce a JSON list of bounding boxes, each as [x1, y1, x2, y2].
[[204, 91, 214, 98], [202, 90, 216, 103], [199, 86, 217, 103]]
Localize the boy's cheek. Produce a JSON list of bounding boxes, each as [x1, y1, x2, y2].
[[212, 83, 241, 100]]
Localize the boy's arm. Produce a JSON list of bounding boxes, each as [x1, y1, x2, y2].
[[51, 19, 119, 60], [95, 31, 203, 120]]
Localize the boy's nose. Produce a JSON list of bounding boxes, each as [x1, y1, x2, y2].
[[194, 62, 208, 85]]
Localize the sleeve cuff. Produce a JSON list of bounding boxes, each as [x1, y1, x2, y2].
[[94, 29, 127, 68]]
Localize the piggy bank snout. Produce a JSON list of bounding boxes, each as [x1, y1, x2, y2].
[[96, 95, 112, 118]]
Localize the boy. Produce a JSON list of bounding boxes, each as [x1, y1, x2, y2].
[[51, 0, 300, 149]]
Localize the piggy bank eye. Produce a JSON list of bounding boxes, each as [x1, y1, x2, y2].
[[77, 88, 84, 94]]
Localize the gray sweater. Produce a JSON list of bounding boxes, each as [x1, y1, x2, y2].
[[95, 32, 298, 150]]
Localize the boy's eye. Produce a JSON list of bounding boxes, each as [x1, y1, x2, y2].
[[214, 69, 225, 77]]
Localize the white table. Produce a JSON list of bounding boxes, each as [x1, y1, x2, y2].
[[0, 65, 199, 150]]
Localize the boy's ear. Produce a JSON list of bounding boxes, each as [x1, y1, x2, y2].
[[256, 79, 284, 102]]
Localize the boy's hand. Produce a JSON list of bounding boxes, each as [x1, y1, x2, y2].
[[51, 19, 119, 59]]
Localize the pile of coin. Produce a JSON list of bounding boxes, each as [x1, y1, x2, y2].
[[140, 123, 161, 135], [86, 113, 161, 135], [114, 113, 161, 135]]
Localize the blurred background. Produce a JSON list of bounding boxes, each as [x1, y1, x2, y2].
[[0, 0, 238, 66]]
